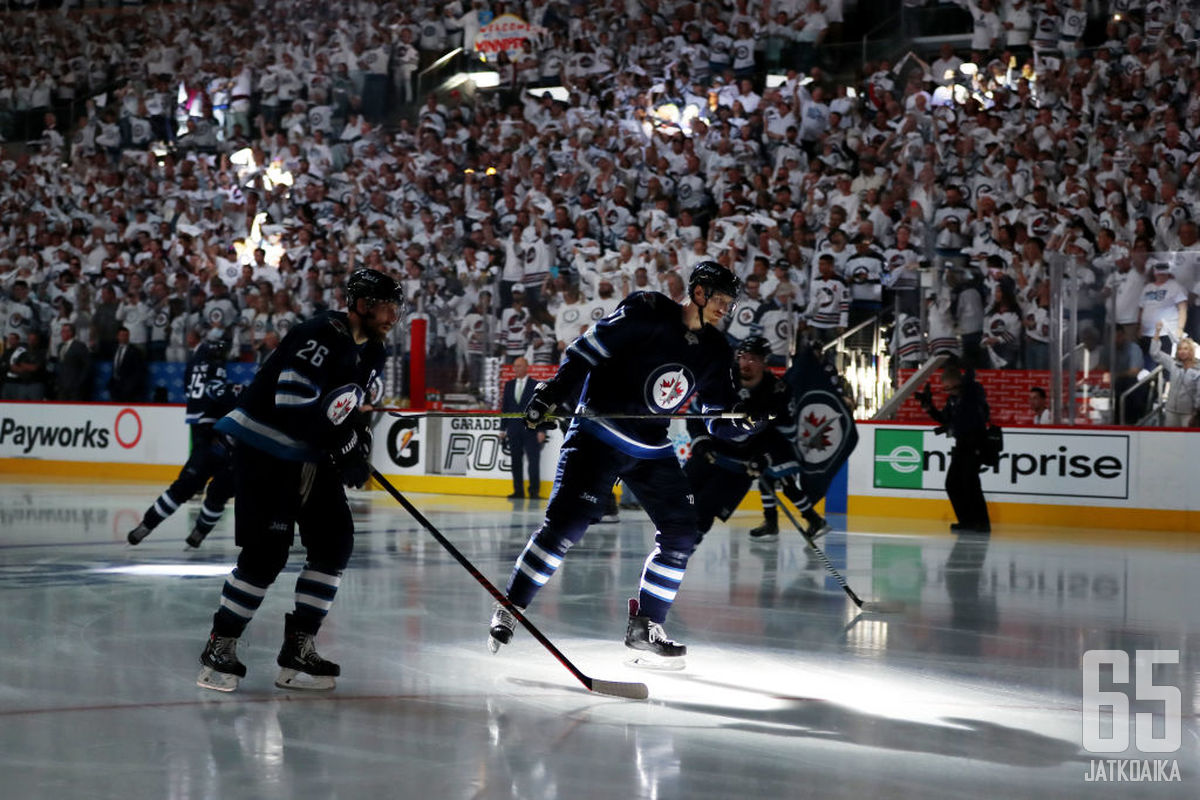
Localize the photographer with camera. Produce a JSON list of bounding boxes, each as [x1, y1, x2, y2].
[[916, 359, 992, 534]]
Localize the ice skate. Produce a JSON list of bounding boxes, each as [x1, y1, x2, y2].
[[126, 523, 152, 545], [487, 601, 521, 654], [624, 599, 686, 671], [275, 615, 340, 691], [196, 633, 246, 692], [802, 510, 832, 540], [185, 524, 209, 549], [748, 519, 779, 542]]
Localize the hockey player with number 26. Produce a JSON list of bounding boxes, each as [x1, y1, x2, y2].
[[195, 269, 402, 692], [488, 261, 762, 669]]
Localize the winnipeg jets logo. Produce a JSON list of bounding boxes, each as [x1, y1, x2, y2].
[[644, 364, 693, 412], [324, 386, 362, 425], [684, 331, 699, 345], [795, 395, 845, 465]]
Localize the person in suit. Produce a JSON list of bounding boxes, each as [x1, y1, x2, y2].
[[499, 356, 544, 499], [108, 326, 146, 402], [54, 323, 92, 401]]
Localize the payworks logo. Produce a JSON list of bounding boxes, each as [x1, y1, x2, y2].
[[874, 429, 925, 489]]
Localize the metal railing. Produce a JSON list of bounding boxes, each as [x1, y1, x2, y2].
[[819, 315, 880, 355], [1119, 365, 1164, 426], [415, 48, 466, 101], [819, 313, 890, 418], [873, 354, 948, 420]]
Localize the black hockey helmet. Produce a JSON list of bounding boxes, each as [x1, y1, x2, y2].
[[735, 335, 770, 359], [688, 261, 742, 305], [200, 327, 230, 361], [346, 268, 404, 312]]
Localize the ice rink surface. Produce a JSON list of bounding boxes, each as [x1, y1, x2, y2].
[[0, 478, 1196, 800]]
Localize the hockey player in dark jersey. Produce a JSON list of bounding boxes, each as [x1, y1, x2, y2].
[[127, 329, 241, 548], [195, 268, 400, 693], [487, 261, 755, 669], [683, 335, 825, 542]]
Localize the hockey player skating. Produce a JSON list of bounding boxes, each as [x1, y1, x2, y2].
[[195, 269, 400, 692], [127, 330, 241, 548], [487, 262, 754, 669], [685, 336, 829, 544]]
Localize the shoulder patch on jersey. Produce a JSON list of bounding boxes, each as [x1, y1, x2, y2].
[[366, 372, 384, 405], [324, 384, 364, 426]]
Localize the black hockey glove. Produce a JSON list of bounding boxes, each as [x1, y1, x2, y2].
[[524, 382, 562, 431], [745, 453, 769, 478], [334, 424, 372, 488], [690, 435, 717, 464]]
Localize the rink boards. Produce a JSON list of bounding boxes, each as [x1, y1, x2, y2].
[[849, 421, 1199, 532], [1, 402, 1197, 531]]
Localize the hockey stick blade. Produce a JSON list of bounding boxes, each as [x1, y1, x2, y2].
[[860, 600, 907, 614], [371, 469, 648, 701], [588, 678, 650, 700], [776, 495, 906, 615]]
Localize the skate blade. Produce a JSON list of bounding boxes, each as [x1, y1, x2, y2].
[[487, 634, 506, 654], [197, 666, 240, 692], [748, 534, 779, 544], [275, 668, 336, 691], [807, 524, 832, 541], [624, 653, 686, 671]]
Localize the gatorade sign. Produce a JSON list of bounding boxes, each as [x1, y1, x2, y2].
[[873, 429, 1130, 499]]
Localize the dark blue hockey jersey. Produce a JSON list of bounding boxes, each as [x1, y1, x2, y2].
[[687, 369, 800, 474], [215, 312, 386, 462], [553, 291, 739, 458], [184, 343, 239, 426]]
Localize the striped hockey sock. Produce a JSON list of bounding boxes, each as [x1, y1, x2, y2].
[[193, 500, 224, 535], [759, 481, 779, 525], [142, 489, 183, 530], [212, 567, 270, 638], [780, 477, 813, 512], [505, 536, 567, 609], [637, 546, 688, 623], [290, 565, 342, 632]]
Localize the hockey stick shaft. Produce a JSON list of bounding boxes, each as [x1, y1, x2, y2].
[[775, 494, 865, 608], [370, 469, 648, 700], [372, 408, 760, 421]]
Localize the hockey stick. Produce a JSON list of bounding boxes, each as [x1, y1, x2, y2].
[[775, 494, 906, 615], [373, 408, 766, 422], [370, 468, 649, 701]]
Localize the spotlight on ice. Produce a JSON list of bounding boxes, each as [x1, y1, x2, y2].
[[95, 564, 234, 578]]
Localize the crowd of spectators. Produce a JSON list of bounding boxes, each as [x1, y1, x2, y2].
[[0, 0, 1198, 425]]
